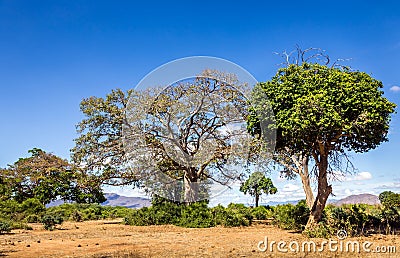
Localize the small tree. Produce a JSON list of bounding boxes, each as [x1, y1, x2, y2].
[[2, 148, 105, 205], [379, 191, 400, 209], [240, 172, 277, 207]]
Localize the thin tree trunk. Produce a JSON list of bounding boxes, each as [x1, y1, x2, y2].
[[255, 194, 259, 207], [298, 156, 314, 209], [305, 153, 332, 230]]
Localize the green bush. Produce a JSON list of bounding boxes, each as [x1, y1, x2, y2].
[[70, 210, 83, 222], [41, 214, 64, 230], [303, 222, 334, 238], [25, 214, 40, 223], [0, 220, 11, 234], [179, 201, 214, 228], [10, 221, 33, 230], [20, 198, 46, 215], [124, 201, 254, 228], [222, 203, 253, 227], [271, 204, 295, 229], [271, 200, 309, 231], [252, 205, 273, 220], [211, 203, 253, 227], [124, 207, 155, 226]]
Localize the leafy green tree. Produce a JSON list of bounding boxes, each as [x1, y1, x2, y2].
[[0, 171, 12, 201], [240, 172, 277, 207], [379, 191, 400, 209], [2, 148, 105, 205], [249, 62, 396, 229]]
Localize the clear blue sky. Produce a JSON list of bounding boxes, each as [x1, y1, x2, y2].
[[1, 0, 399, 202]]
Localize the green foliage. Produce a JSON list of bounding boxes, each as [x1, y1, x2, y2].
[[301, 200, 400, 238], [0, 220, 11, 234], [303, 222, 333, 238], [251, 63, 396, 154], [20, 198, 46, 215], [0, 198, 45, 222], [41, 214, 64, 231], [25, 214, 40, 223], [71, 89, 136, 187], [379, 191, 400, 209], [46, 203, 132, 222], [9, 221, 32, 230], [212, 203, 253, 227], [179, 201, 214, 228], [251, 205, 273, 220], [271, 200, 310, 231], [124, 200, 254, 228], [249, 62, 396, 225], [240, 172, 277, 207], [1, 149, 105, 205]]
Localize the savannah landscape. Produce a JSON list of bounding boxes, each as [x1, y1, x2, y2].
[[1, 1, 400, 258], [1, 220, 399, 258]]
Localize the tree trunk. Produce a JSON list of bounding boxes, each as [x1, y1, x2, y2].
[[184, 173, 199, 204], [305, 153, 332, 230], [255, 194, 259, 207], [299, 156, 314, 209]]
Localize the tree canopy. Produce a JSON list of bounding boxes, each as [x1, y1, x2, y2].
[[379, 191, 400, 209], [249, 62, 396, 228], [72, 70, 264, 203], [239, 172, 277, 207], [1, 148, 105, 205]]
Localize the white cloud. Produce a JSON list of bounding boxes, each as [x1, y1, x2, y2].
[[374, 181, 400, 191], [282, 183, 301, 192], [352, 172, 372, 181], [390, 86, 400, 92], [333, 171, 373, 182]]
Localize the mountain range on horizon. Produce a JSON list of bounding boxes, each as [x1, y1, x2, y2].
[[47, 193, 381, 208]]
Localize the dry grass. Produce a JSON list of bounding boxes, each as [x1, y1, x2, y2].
[[0, 219, 398, 257]]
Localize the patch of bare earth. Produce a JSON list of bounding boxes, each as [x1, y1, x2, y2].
[[0, 220, 398, 257]]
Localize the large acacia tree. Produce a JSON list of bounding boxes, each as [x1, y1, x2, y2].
[[250, 62, 396, 229], [73, 70, 261, 203]]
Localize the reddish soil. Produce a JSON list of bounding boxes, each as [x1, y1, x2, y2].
[[0, 219, 399, 257]]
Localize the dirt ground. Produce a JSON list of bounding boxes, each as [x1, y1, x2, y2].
[[0, 219, 399, 258]]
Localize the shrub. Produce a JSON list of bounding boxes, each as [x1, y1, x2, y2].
[[0, 220, 11, 234], [20, 198, 46, 215], [25, 214, 40, 223], [271, 204, 295, 229], [212, 203, 253, 227], [252, 205, 273, 220], [124, 207, 156, 226], [70, 210, 83, 222], [179, 201, 214, 228], [303, 222, 334, 238], [10, 221, 33, 230], [41, 214, 64, 230], [291, 200, 310, 230], [271, 200, 309, 231]]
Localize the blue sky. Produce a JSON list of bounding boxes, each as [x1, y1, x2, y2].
[[1, 0, 399, 204]]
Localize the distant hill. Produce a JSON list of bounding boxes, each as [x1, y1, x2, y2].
[[259, 200, 300, 206], [332, 194, 380, 206], [257, 193, 381, 207], [102, 193, 151, 208], [47, 193, 151, 208]]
